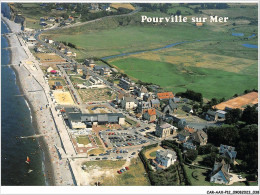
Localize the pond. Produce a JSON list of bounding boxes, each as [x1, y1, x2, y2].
[[242, 44, 258, 49], [232, 33, 244, 36]]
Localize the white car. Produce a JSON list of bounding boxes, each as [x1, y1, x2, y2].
[[238, 175, 243, 179]]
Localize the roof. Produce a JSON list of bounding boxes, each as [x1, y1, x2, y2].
[[68, 112, 125, 123], [124, 97, 136, 102], [140, 86, 148, 93], [169, 99, 178, 109], [192, 130, 208, 144], [144, 109, 156, 116], [50, 70, 57, 73], [157, 92, 174, 100], [219, 144, 237, 160], [178, 129, 190, 137], [211, 160, 232, 181], [182, 105, 192, 112], [156, 149, 177, 160], [55, 82, 62, 86], [184, 126, 196, 133], [207, 110, 216, 116], [216, 110, 227, 115], [160, 122, 172, 129], [151, 99, 160, 105]]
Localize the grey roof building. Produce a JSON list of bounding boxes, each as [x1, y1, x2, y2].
[[219, 144, 237, 162]]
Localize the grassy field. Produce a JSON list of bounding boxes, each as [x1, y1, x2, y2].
[[76, 136, 91, 145], [110, 3, 135, 10], [44, 4, 257, 99], [78, 88, 116, 102], [184, 165, 212, 186], [87, 148, 105, 155], [84, 159, 126, 169], [102, 157, 150, 186], [110, 57, 257, 99]]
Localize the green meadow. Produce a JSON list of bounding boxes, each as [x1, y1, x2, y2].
[[44, 3, 257, 99], [110, 57, 257, 99]]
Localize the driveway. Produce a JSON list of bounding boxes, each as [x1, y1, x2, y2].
[[228, 173, 246, 185]]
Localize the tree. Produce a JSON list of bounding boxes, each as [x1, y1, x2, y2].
[[201, 152, 217, 167], [185, 149, 198, 162], [241, 105, 258, 125], [225, 108, 242, 124], [176, 10, 182, 15], [198, 144, 218, 155]]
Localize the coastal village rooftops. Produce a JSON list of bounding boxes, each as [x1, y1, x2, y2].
[[157, 92, 174, 100]]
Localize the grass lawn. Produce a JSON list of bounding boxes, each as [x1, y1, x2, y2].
[[87, 148, 105, 155], [110, 57, 257, 99], [125, 117, 137, 126], [76, 136, 91, 145], [84, 159, 126, 169], [102, 157, 150, 186], [94, 136, 102, 146], [184, 165, 212, 186], [150, 151, 156, 157], [70, 76, 86, 84], [144, 145, 162, 159]]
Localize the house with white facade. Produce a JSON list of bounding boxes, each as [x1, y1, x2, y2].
[[152, 149, 177, 170]]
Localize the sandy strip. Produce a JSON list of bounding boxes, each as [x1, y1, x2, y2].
[[2, 16, 74, 186]]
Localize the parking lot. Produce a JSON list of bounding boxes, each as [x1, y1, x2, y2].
[[99, 129, 150, 149]]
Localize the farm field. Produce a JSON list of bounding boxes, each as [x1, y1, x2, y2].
[[110, 57, 257, 99]]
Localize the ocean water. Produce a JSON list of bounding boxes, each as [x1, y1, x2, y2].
[[1, 6, 46, 185]]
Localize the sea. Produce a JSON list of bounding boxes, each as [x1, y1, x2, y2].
[[1, 3, 46, 186]]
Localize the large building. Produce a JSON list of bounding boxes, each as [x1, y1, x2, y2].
[[155, 121, 177, 138], [152, 149, 177, 170], [118, 77, 135, 91], [65, 108, 125, 129], [157, 92, 174, 100]]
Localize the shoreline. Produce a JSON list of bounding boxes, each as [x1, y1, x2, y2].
[[2, 17, 55, 186]]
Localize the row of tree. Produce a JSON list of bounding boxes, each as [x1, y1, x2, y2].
[[205, 124, 258, 173], [176, 89, 203, 103], [60, 41, 77, 49], [225, 105, 258, 125]]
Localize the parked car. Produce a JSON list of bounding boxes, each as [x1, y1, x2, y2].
[[95, 158, 100, 160], [125, 167, 129, 170]]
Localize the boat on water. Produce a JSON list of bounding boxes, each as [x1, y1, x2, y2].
[[25, 156, 31, 164]]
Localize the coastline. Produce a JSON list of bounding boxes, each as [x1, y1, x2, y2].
[[2, 18, 55, 186], [2, 14, 75, 186]]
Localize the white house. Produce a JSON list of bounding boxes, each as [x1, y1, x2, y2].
[[152, 149, 177, 170], [121, 97, 137, 110]]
